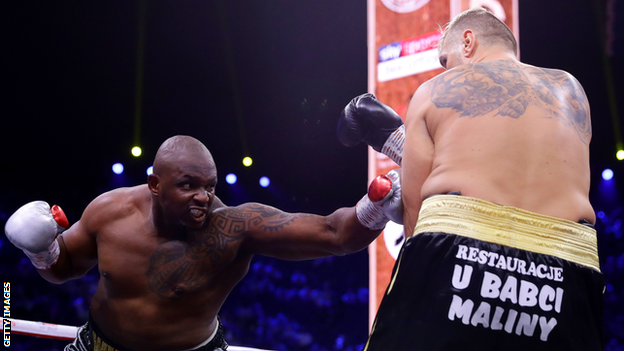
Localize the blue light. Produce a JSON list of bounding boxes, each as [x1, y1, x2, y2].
[[259, 176, 270, 187], [112, 163, 124, 175], [73, 297, 84, 306], [335, 335, 345, 350], [226, 173, 237, 185], [146, 166, 153, 176], [602, 168, 614, 181]]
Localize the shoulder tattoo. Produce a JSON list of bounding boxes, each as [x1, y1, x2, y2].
[[430, 60, 591, 143], [231, 203, 315, 232]]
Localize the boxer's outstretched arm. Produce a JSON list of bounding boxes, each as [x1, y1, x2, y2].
[[231, 203, 380, 260]]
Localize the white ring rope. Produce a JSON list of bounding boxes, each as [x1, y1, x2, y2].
[[9, 318, 274, 351]]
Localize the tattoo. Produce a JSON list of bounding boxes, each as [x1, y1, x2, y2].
[[236, 203, 314, 231], [146, 204, 313, 298], [430, 60, 591, 143]]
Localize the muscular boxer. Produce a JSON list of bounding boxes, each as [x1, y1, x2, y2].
[[5, 135, 403, 351], [338, 7, 603, 351]]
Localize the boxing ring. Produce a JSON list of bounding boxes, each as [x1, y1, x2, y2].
[[9, 318, 274, 351]]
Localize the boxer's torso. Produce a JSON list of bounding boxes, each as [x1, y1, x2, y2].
[[89, 185, 252, 351], [403, 59, 594, 232]]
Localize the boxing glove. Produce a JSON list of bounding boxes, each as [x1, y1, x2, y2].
[[5, 201, 69, 269], [356, 169, 403, 230], [337, 93, 405, 166]]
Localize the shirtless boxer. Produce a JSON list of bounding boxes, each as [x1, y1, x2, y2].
[[4, 135, 403, 351], [338, 7, 603, 351]]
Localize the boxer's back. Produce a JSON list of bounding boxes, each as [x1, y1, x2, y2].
[[415, 59, 594, 225]]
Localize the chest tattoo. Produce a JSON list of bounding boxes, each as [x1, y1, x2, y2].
[[146, 211, 244, 298], [146, 204, 313, 297]]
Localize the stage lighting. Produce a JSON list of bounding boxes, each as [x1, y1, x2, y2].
[[617, 150, 624, 161], [112, 163, 124, 175], [226, 173, 237, 184], [242, 157, 253, 167], [259, 176, 270, 187], [131, 146, 142, 157], [602, 168, 614, 181], [146, 166, 153, 176]]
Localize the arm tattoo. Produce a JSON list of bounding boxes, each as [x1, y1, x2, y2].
[[236, 203, 315, 232], [146, 204, 313, 297], [430, 60, 591, 144]]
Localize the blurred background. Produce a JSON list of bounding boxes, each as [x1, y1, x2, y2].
[[2, 0, 624, 350]]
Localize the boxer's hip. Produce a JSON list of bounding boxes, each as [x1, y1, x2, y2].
[[365, 195, 603, 351], [65, 313, 228, 351]]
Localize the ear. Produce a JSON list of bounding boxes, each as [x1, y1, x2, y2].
[[462, 29, 477, 58], [148, 174, 160, 197]]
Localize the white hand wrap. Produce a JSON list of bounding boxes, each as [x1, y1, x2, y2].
[[356, 195, 389, 231], [380, 124, 405, 166], [23, 240, 61, 270]]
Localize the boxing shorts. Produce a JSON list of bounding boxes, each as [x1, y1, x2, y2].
[[364, 195, 604, 351], [65, 313, 228, 351]]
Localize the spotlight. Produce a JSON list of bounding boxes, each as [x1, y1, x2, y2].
[[112, 163, 124, 175], [602, 168, 614, 181], [131, 146, 142, 157], [226, 173, 237, 185], [617, 150, 624, 161], [146, 166, 153, 176], [242, 157, 253, 167], [259, 176, 270, 188]]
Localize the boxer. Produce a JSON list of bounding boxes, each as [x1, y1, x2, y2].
[[338, 7, 603, 351], [5, 135, 403, 351]]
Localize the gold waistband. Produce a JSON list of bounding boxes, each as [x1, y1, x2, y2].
[[413, 195, 600, 271], [93, 330, 120, 351]]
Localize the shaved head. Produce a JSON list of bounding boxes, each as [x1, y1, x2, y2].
[[153, 135, 215, 176], [149, 135, 218, 230], [439, 7, 517, 56]]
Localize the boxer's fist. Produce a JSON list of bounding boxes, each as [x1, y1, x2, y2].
[[338, 93, 404, 152], [5, 201, 69, 269], [370, 170, 403, 225], [356, 169, 403, 230]]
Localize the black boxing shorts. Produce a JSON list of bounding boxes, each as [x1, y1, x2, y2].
[[364, 195, 604, 351], [64, 313, 228, 351]]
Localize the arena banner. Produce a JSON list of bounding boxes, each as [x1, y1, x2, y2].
[[367, 0, 519, 330]]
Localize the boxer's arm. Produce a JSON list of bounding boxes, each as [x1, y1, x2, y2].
[[235, 203, 380, 260], [402, 83, 435, 235], [38, 198, 102, 284]]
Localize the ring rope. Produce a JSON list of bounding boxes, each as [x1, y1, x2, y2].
[[8, 318, 274, 351]]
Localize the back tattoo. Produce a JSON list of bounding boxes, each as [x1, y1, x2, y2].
[[430, 60, 591, 144]]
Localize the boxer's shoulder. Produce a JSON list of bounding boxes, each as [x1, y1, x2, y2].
[[210, 202, 309, 235], [209, 203, 264, 229], [83, 185, 147, 227]]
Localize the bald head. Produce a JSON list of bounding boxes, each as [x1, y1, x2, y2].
[[153, 135, 215, 176], [439, 7, 517, 56]]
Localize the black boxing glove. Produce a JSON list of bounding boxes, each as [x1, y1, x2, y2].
[[337, 93, 405, 166]]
